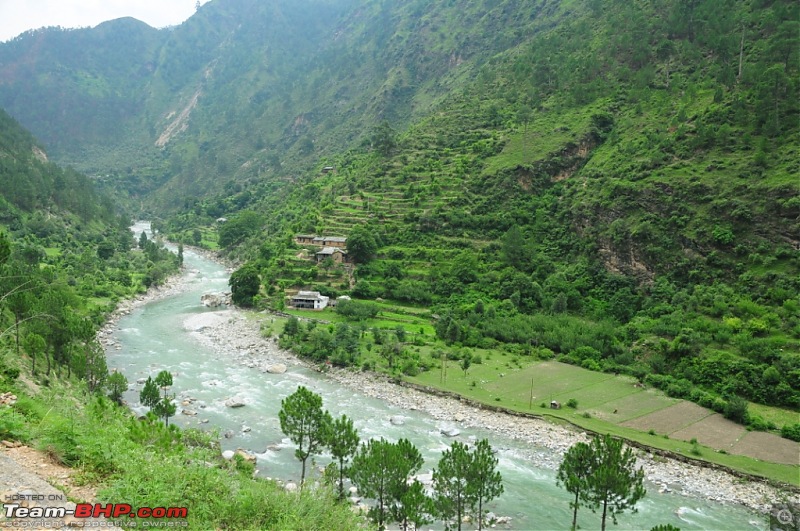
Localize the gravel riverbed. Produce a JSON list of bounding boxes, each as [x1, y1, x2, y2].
[[98, 263, 798, 518]]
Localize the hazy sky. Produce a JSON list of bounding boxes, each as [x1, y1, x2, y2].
[[0, 0, 210, 42]]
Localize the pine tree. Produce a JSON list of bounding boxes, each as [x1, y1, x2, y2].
[[432, 441, 472, 531], [556, 441, 594, 530], [467, 439, 503, 530], [328, 414, 360, 499], [586, 434, 646, 531], [279, 386, 332, 488]]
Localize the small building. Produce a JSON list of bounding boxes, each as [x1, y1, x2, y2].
[[315, 246, 348, 264], [295, 234, 316, 245], [550, 400, 561, 410], [290, 291, 329, 310], [321, 166, 335, 174], [216, 217, 228, 223], [313, 236, 347, 248]]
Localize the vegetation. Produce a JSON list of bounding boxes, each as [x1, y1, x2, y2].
[[278, 385, 333, 489], [558, 434, 647, 531]]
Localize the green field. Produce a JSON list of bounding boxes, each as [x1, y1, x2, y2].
[[407, 358, 800, 486]]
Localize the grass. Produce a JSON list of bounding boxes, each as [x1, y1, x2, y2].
[[408, 358, 800, 487], [749, 402, 800, 430]]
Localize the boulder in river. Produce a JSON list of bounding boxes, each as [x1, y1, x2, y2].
[[267, 363, 287, 374], [390, 415, 405, 426], [440, 427, 461, 437], [225, 397, 246, 408]]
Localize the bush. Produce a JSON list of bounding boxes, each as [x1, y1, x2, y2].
[[781, 423, 800, 442], [566, 398, 578, 409], [723, 395, 749, 424]]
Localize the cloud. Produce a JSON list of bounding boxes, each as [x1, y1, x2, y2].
[[0, 0, 208, 42]]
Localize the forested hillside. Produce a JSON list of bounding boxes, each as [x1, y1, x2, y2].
[[1, 0, 798, 445], [165, 0, 799, 438]]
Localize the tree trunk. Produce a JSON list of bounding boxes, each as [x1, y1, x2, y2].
[[338, 459, 345, 499], [300, 457, 307, 489], [571, 490, 579, 530], [601, 499, 608, 531], [478, 495, 483, 531], [737, 26, 745, 81], [14, 315, 20, 355]]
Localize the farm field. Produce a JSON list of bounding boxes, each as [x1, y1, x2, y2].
[[408, 359, 800, 480]]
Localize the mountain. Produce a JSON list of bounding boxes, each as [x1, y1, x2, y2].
[[0, 0, 798, 422]]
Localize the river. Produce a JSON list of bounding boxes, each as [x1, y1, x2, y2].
[[103, 222, 765, 530]]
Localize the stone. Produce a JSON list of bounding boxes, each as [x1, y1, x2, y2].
[[266, 444, 282, 452], [441, 428, 461, 437], [390, 415, 405, 426], [242, 425, 251, 433], [181, 409, 197, 416], [235, 449, 257, 464], [225, 398, 246, 408], [222, 450, 235, 460], [348, 486, 358, 495], [267, 363, 287, 374], [284, 482, 298, 493]]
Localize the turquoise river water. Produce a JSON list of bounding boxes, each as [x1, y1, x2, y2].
[[103, 223, 766, 530]]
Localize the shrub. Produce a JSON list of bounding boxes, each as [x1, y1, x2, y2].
[[566, 398, 578, 409], [781, 423, 800, 442]]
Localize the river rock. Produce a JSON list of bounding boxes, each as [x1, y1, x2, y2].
[[267, 363, 287, 374], [242, 425, 251, 433], [201, 292, 231, 307], [390, 415, 405, 426], [224, 430, 234, 439], [225, 397, 246, 408], [222, 450, 235, 460], [266, 444, 282, 452], [182, 409, 197, 416], [441, 427, 461, 437], [285, 482, 298, 493], [235, 449, 257, 464]]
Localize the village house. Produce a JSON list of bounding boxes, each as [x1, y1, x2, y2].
[[315, 246, 349, 264], [290, 290, 329, 310], [313, 235, 347, 248], [295, 234, 316, 245], [294, 234, 347, 249]]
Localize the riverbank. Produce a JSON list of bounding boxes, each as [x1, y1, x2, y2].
[[185, 303, 797, 516]]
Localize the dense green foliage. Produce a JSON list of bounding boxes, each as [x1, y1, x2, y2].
[[175, 0, 800, 440], [558, 434, 647, 531]]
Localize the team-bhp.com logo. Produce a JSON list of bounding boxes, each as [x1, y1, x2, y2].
[[4, 504, 188, 519], [3, 490, 188, 528]]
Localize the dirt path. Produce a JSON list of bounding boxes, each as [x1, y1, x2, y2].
[[0, 444, 105, 528]]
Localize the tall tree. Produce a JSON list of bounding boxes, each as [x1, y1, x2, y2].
[[556, 440, 594, 530], [328, 414, 360, 499], [432, 441, 472, 531], [107, 371, 128, 405], [279, 386, 332, 488], [586, 434, 646, 531], [139, 376, 160, 411], [467, 439, 503, 531], [349, 437, 424, 531], [154, 370, 176, 426]]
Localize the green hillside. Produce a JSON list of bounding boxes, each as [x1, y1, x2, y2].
[[163, 0, 799, 446], [0, 0, 798, 477]]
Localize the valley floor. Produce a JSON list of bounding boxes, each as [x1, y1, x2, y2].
[[181, 302, 797, 515]]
